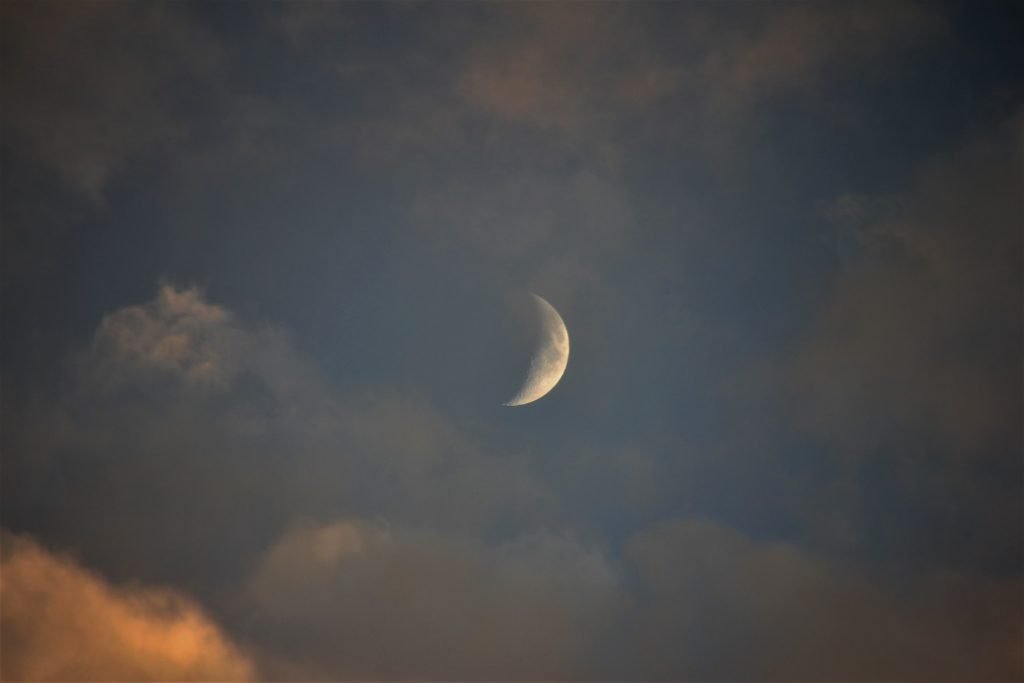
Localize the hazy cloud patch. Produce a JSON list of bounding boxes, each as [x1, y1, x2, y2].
[[608, 518, 1023, 681], [0, 2, 224, 202], [240, 518, 617, 680], [791, 113, 1022, 453], [456, 4, 672, 132], [412, 167, 632, 307], [694, 4, 944, 118]]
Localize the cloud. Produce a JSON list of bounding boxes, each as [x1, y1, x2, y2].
[[80, 282, 333, 409], [714, 112, 1024, 577], [87, 284, 236, 387], [694, 4, 943, 118], [0, 532, 255, 682], [607, 519, 1023, 681], [0, 2, 224, 202], [240, 518, 616, 680], [452, 3, 943, 149], [358, 3, 945, 310], [412, 167, 632, 307], [0, 2, 946, 207], [8, 284, 556, 598], [2, 5, 1018, 681], [789, 112, 1022, 453], [456, 4, 672, 132], [6, 281, 1020, 680], [233, 515, 1019, 680]]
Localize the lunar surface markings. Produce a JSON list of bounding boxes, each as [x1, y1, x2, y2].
[[504, 293, 569, 407]]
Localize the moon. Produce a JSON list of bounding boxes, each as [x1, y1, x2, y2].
[[504, 293, 570, 406]]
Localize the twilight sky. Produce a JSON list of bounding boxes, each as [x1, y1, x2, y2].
[[1, 2, 1021, 681]]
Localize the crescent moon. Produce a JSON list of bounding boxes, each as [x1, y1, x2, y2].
[[504, 293, 570, 406]]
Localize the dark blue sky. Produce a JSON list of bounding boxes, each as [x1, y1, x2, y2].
[[2, 2, 1021, 680]]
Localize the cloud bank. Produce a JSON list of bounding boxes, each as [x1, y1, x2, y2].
[[7, 284, 1020, 680]]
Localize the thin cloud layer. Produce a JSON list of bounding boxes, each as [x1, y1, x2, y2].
[[0, 533, 255, 682], [412, 167, 632, 307]]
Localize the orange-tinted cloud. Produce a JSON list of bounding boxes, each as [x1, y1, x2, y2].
[[89, 283, 234, 386], [82, 282, 321, 403], [0, 533, 255, 682]]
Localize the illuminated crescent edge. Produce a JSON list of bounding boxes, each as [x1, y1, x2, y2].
[[504, 293, 569, 406]]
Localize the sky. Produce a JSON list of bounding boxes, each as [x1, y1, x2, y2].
[[1, 2, 1021, 681]]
